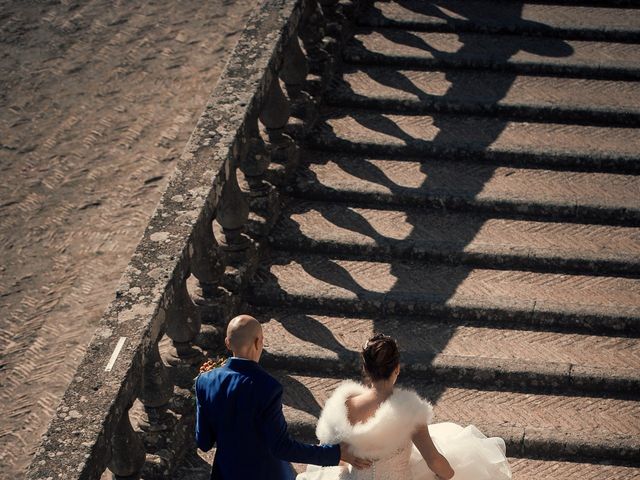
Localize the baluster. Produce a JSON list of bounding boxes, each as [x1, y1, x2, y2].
[[189, 214, 236, 346], [239, 113, 282, 239], [190, 214, 225, 299], [240, 114, 272, 196], [355, 0, 375, 17], [164, 274, 203, 379], [300, 0, 330, 77], [280, 37, 316, 125], [216, 160, 251, 254], [259, 76, 299, 182], [319, 0, 348, 44], [109, 403, 146, 480], [138, 341, 173, 445]]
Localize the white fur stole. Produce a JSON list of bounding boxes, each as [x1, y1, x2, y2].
[[315, 381, 433, 459]]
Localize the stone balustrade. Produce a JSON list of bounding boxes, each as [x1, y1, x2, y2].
[[25, 0, 357, 478]]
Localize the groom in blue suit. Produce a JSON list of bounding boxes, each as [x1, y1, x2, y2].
[[195, 314, 370, 479]]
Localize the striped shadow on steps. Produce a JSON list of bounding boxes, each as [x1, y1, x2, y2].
[[306, 109, 640, 173], [327, 66, 640, 126], [270, 200, 640, 275], [358, 0, 640, 42], [249, 253, 640, 334], [256, 312, 640, 396], [290, 152, 640, 225], [344, 29, 640, 80]]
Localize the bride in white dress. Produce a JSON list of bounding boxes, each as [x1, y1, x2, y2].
[[297, 334, 512, 480]]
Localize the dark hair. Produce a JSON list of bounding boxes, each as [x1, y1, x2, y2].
[[361, 333, 400, 381]]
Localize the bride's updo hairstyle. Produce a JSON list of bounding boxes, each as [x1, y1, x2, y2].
[[361, 333, 400, 381]]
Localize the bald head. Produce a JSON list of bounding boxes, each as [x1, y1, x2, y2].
[[226, 314, 263, 360]]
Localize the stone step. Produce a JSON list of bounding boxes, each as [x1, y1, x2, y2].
[[329, 66, 640, 126], [277, 372, 640, 462], [344, 29, 640, 80], [307, 108, 640, 173], [291, 152, 640, 225], [506, 459, 640, 480], [249, 254, 640, 334], [173, 443, 640, 480], [270, 200, 640, 276], [359, 0, 640, 42], [259, 312, 640, 395]]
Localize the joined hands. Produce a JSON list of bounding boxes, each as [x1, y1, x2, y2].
[[339, 442, 372, 470]]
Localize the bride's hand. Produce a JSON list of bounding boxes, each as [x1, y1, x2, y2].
[[339, 442, 372, 470]]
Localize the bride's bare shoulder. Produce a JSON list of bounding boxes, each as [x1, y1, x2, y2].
[[345, 390, 382, 426]]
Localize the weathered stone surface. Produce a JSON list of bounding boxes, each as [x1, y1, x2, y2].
[[271, 200, 640, 274]]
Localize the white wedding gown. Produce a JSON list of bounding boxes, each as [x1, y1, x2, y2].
[[297, 381, 511, 480]]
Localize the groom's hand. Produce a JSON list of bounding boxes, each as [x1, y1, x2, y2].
[[339, 442, 372, 470]]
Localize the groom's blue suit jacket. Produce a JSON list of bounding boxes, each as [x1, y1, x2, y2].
[[195, 357, 340, 479]]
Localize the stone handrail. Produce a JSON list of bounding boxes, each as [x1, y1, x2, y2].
[[26, 0, 355, 478]]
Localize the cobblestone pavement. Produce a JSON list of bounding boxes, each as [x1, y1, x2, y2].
[[0, 1, 251, 477]]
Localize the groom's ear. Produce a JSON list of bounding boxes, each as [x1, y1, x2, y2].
[[224, 337, 231, 352]]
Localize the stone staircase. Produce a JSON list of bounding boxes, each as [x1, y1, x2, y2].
[[240, 1, 640, 477]]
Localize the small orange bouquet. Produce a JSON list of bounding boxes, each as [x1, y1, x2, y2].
[[199, 356, 227, 374]]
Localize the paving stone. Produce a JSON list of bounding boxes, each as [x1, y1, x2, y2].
[[345, 29, 640, 79], [277, 373, 640, 461], [0, 1, 252, 478], [508, 458, 640, 480], [360, 0, 640, 42], [293, 152, 640, 224], [330, 66, 640, 125], [271, 200, 640, 274], [309, 109, 640, 172]]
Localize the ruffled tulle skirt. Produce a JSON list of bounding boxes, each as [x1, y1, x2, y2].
[[411, 422, 511, 480], [297, 422, 511, 480]]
